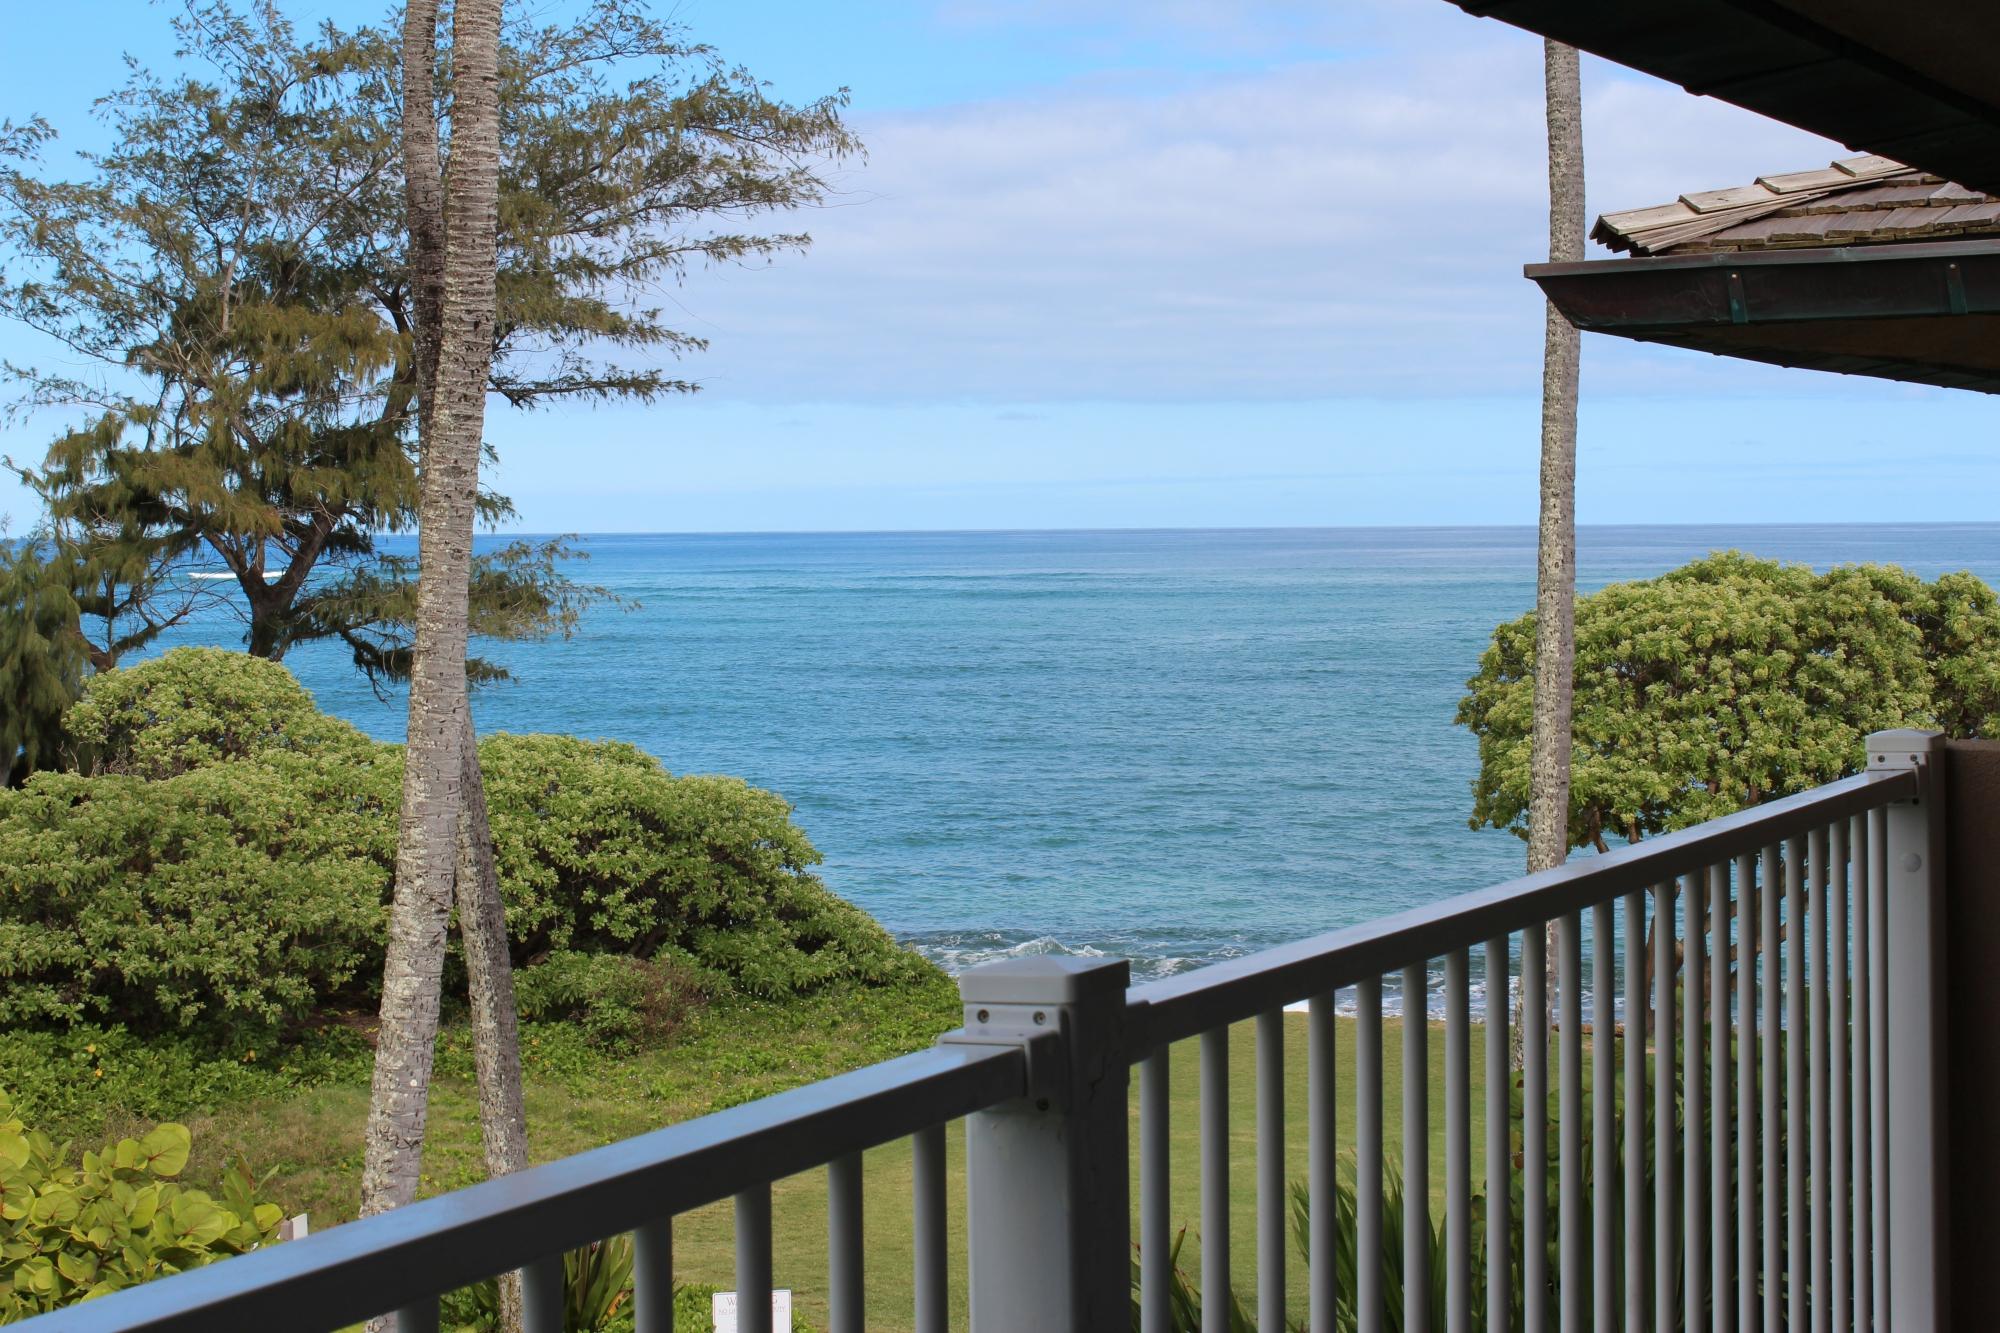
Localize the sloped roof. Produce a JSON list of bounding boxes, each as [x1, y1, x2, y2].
[[1593, 155, 2000, 257]]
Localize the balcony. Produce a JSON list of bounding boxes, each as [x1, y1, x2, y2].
[[36, 728, 1991, 1332]]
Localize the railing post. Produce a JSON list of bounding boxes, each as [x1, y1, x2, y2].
[[949, 956, 1132, 1332], [1870, 728, 1950, 1330]]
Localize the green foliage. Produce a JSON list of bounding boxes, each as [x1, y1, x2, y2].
[[0, 0, 855, 683], [63, 646, 371, 778], [513, 953, 704, 1049], [0, 1024, 371, 1144], [0, 651, 930, 1038], [0, 543, 83, 785], [1128, 1226, 1253, 1332], [444, 1235, 637, 1332], [442, 1249, 820, 1333], [0, 755, 395, 1035], [1458, 553, 2000, 851], [481, 734, 932, 998], [0, 1089, 282, 1319]]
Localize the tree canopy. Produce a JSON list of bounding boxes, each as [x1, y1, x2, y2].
[[0, 0, 858, 778], [1458, 551, 2000, 852], [0, 1, 855, 667]]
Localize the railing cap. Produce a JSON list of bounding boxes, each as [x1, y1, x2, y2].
[[957, 955, 1129, 1006], [1867, 729, 1945, 768]]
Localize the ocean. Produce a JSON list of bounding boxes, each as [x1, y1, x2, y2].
[[155, 524, 2000, 988]]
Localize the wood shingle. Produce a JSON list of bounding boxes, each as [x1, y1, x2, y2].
[[1591, 155, 2000, 256]]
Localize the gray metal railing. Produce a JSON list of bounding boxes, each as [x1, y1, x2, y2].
[[37, 730, 1949, 1332]]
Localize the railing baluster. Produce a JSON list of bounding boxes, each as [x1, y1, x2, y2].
[[913, 1125, 946, 1333], [1404, 963, 1431, 1333], [1524, 928, 1549, 1333], [49, 773, 1942, 1333], [522, 1254, 564, 1333], [1559, 914, 1582, 1333], [1310, 993, 1338, 1333], [1141, 1049, 1171, 1333], [1203, 1026, 1233, 1333], [1485, 938, 1512, 1333], [1851, 813, 1873, 1332], [394, 1298, 440, 1333], [736, 1184, 774, 1333], [1258, 1010, 1286, 1333], [1810, 824, 1830, 1333], [635, 1216, 675, 1333], [1867, 805, 1889, 1333], [1358, 978, 1385, 1333], [1762, 845, 1782, 1333], [1622, 894, 1645, 1333], [1831, 818, 1851, 1333], [828, 1156, 862, 1333], [1684, 869, 1707, 1333], [1787, 833, 1808, 1333], [1654, 882, 1676, 1333], [1736, 853, 1758, 1333], [1712, 861, 1732, 1333], [1592, 903, 1614, 1333], [1447, 950, 1471, 1333]]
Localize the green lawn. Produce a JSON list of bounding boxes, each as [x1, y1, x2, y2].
[[20, 983, 1521, 1331]]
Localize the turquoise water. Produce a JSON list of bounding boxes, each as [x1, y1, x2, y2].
[[164, 524, 2000, 983]]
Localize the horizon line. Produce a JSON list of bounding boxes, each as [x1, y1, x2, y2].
[[467, 519, 2000, 538]]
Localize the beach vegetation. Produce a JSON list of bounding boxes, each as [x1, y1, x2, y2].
[[1459, 551, 2000, 851], [0, 650, 930, 1042]]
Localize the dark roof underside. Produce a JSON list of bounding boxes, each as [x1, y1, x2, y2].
[[1452, 0, 2000, 197], [1528, 239, 2000, 395]]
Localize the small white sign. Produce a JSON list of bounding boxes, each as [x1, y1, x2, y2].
[[712, 1288, 793, 1332]]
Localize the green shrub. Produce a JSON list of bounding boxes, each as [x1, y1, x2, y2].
[[1459, 553, 2000, 852], [0, 650, 933, 1038], [0, 752, 395, 1035], [0, 1089, 283, 1318], [513, 952, 704, 1049], [64, 646, 372, 779], [481, 734, 931, 997]]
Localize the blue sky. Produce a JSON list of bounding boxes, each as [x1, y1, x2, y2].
[[1, 0, 1992, 531]]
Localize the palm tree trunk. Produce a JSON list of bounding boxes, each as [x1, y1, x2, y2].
[[456, 716, 529, 1174], [457, 710, 531, 1332], [360, 6, 509, 1330], [362, 5, 528, 1320], [398, 0, 529, 1207], [1520, 39, 1585, 1062]]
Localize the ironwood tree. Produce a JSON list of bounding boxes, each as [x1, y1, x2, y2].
[[0, 541, 84, 786], [0, 0, 858, 692]]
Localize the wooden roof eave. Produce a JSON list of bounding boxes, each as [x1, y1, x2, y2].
[[1526, 237, 2000, 395]]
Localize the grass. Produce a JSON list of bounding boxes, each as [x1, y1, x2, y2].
[[6, 981, 1522, 1331]]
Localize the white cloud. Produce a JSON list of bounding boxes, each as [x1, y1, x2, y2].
[[667, 24, 1852, 405]]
